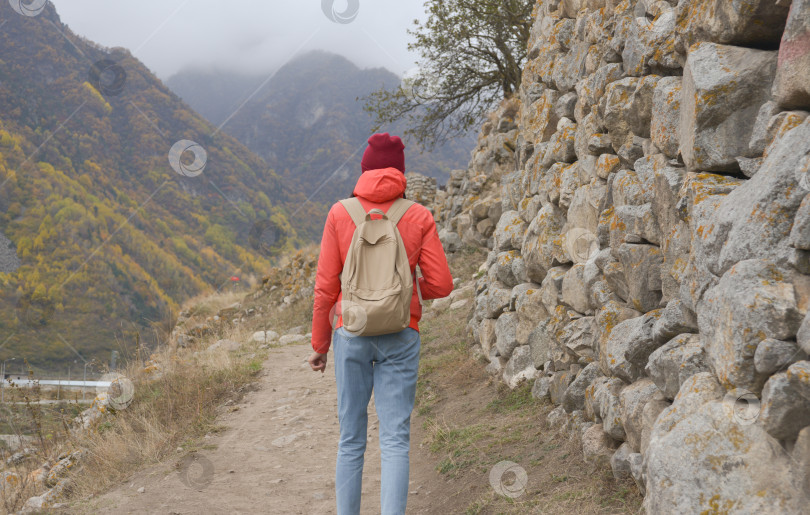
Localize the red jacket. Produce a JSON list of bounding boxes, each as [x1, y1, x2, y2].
[[311, 168, 454, 353]]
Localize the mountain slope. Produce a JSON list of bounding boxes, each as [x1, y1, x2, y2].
[[0, 3, 294, 370], [167, 51, 476, 235]]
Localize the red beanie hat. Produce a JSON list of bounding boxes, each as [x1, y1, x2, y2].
[[361, 133, 405, 173]]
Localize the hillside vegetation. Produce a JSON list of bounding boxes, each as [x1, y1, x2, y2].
[[0, 2, 297, 370]]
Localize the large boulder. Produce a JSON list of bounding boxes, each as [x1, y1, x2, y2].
[[586, 376, 627, 441], [603, 77, 641, 152], [495, 312, 520, 360], [486, 281, 512, 318], [503, 345, 539, 389], [652, 298, 698, 345], [562, 362, 603, 413], [754, 338, 806, 375], [493, 210, 528, 252], [522, 204, 568, 283], [627, 75, 661, 138], [619, 378, 659, 452], [594, 300, 642, 361], [610, 442, 634, 480], [532, 375, 552, 400], [646, 333, 710, 400], [561, 264, 591, 314], [608, 204, 660, 248], [677, 173, 742, 305], [682, 119, 810, 312], [794, 426, 810, 498], [514, 283, 547, 345], [722, 120, 810, 264], [576, 63, 625, 118], [650, 372, 724, 437], [558, 316, 596, 360], [679, 43, 778, 172], [542, 119, 578, 165], [492, 251, 521, 288], [650, 76, 682, 159], [479, 318, 497, 357], [760, 370, 810, 441], [567, 181, 606, 242], [522, 89, 560, 144], [553, 42, 590, 92], [614, 243, 663, 312], [676, 0, 790, 48], [645, 396, 808, 513], [528, 320, 555, 368], [550, 368, 577, 405], [610, 168, 648, 206], [600, 310, 661, 383], [582, 424, 619, 467], [623, 8, 678, 76], [697, 259, 805, 392], [788, 360, 810, 402], [774, 0, 810, 109]]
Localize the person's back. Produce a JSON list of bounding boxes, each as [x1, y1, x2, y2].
[[308, 133, 453, 515]]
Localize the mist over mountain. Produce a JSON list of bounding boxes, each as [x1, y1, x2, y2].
[[167, 51, 476, 219]]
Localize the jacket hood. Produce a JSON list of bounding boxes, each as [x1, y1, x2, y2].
[[352, 168, 407, 202]]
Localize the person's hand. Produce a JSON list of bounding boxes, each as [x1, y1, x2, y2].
[[308, 352, 328, 373]]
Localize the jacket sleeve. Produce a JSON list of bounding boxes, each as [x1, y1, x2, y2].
[[417, 212, 454, 300], [311, 206, 343, 353]]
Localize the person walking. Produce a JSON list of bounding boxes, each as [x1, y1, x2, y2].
[[308, 132, 453, 515]]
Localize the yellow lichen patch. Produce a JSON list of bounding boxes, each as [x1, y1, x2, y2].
[[764, 113, 807, 158], [701, 493, 737, 515], [725, 423, 752, 454], [3, 472, 21, 488], [787, 365, 810, 385]]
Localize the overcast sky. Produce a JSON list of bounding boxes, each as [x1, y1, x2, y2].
[[49, 0, 426, 80]]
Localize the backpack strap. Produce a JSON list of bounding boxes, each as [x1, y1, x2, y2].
[[385, 198, 415, 225], [340, 198, 415, 226], [339, 198, 367, 227]]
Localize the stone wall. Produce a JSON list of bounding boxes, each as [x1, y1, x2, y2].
[[435, 0, 810, 511], [404, 172, 438, 208]]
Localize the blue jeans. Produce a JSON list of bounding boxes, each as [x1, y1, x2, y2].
[[333, 326, 421, 515]]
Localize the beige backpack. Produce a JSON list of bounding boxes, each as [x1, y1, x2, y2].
[[338, 197, 415, 336]]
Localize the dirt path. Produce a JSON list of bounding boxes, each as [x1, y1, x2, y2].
[[80, 342, 436, 514], [76, 296, 641, 514]]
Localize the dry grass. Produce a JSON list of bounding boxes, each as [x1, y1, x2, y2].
[[181, 289, 245, 319], [0, 285, 316, 514], [408, 247, 643, 515], [450, 244, 489, 283], [67, 321, 268, 500]]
